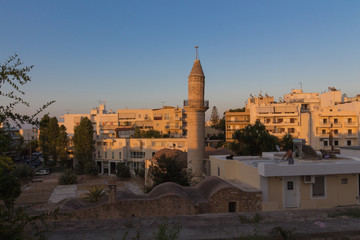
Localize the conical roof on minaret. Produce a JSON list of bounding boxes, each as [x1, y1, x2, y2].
[[189, 59, 205, 77]]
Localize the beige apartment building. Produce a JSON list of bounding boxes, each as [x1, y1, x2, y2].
[[60, 105, 186, 138], [225, 88, 360, 150], [94, 137, 187, 174], [225, 110, 250, 142]]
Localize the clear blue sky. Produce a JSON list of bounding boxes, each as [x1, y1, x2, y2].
[[1, 0, 360, 122]]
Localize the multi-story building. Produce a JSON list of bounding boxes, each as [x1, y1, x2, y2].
[[225, 88, 360, 150], [60, 105, 186, 138], [94, 137, 187, 174], [225, 110, 250, 142]]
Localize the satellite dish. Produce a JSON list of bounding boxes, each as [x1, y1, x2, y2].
[[276, 145, 280, 152]]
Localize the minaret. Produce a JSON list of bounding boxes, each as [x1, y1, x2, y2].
[[184, 46, 208, 183]]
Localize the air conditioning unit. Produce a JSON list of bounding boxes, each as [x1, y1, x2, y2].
[[304, 175, 315, 184]]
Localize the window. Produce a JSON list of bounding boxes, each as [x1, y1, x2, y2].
[[130, 151, 145, 158], [323, 141, 328, 146], [323, 119, 327, 124], [334, 129, 338, 134], [347, 140, 352, 146], [266, 119, 271, 123], [341, 178, 348, 184], [348, 118, 352, 123], [312, 176, 325, 197], [287, 181, 294, 190], [119, 152, 122, 160], [322, 129, 326, 134], [164, 114, 170, 120], [290, 118, 295, 123], [334, 140, 339, 146], [112, 152, 114, 159], [348, 129, 352, 135], [277, 118, 283, 123], [288, 128, 295, 133], [105, 152, 107, 158], [103, 142, 108, 146], [97, 151, 101, 158], [334, 118, 338, 123]]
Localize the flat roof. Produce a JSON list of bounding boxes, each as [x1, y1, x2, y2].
[[210, 153, 360, 177]]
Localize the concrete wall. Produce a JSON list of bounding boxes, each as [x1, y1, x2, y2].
[[262, 174, 358, 211], [209, 156, 260, 189]]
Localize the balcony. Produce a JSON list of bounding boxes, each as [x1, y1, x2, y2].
[[183, 99, 209, 109], [344, 122, 358, 127], [332, 123, 342, 128]]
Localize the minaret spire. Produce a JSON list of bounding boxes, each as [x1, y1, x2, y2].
[[195, 45, 199, 60]]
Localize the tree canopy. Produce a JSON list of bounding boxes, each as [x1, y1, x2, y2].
[[149, 154, 192, 189], [39, 115, 68, 164], [73, 117, 94, 171], [0, 54, 54, 127], [232, 121, 278, 156]]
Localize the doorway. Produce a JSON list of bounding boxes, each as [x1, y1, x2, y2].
[[283, 177, 300, 208]]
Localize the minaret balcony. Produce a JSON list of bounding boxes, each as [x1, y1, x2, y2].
[[183, 99, 209, 110]]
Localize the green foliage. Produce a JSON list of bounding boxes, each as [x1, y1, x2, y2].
[[228, 107, 246, 112], [39, 115, 68, 164], [133, 128, 162, 138], [212, 117, 225, 131], [0, 54, 54, 127], [153, 218, 182, 240], [280, 133, 293, 151], [116, 163, 131, 178], [149, 154, 192, 189], [12, 164, 34, 180], [232, 121, 279, 155], [0, 173, 21, 207], [268, 226, 297, 240], [210, 106, 220, 126], [0, 154, 15, 174], [57, 125, 68, 165], [84, 161, 99, 177], [58, 169, 77, 185], [73, 117, 94, 172], [137, 167, 145, 178], [328, 207, 360, 218], [82, 185, 106, 203], [0, 204, 59, 240]]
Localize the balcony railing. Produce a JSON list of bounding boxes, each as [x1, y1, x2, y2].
[[183, 99, 209, 109]]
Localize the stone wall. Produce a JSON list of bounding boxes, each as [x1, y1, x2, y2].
[[207, 188, 262, 213], [67, 195, 197, 221]]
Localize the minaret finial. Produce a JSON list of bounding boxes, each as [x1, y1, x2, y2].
[[195, 45, 199, 60]]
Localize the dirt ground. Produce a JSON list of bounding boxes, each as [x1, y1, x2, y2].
[[16, 173, 144, 205]]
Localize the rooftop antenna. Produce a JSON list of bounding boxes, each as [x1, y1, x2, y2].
[[300, 81, 303, 91], [66, 109, 70, 114], [161, 101, 165, 107], [195, 45, 199, 60]]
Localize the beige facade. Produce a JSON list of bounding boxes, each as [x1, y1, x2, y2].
[[225, 110, 250, 142], [19, 128, 38, 144], [117, 106, 185, 137], [61, 105, 186, 138], [225, 88, 360, 150], [210, 152, 360, 211], [95, 137, 187, 174]]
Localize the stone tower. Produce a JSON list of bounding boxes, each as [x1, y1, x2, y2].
[[184, 48, 208, 183]]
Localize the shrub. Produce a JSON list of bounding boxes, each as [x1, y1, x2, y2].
[[153, 218, 181, 240], [58, 169, 77, 185], [116, 163, 131, 179], [84, 161, 99, 177], [82, 186, 106, 203], [12, 164, 34, 180]]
